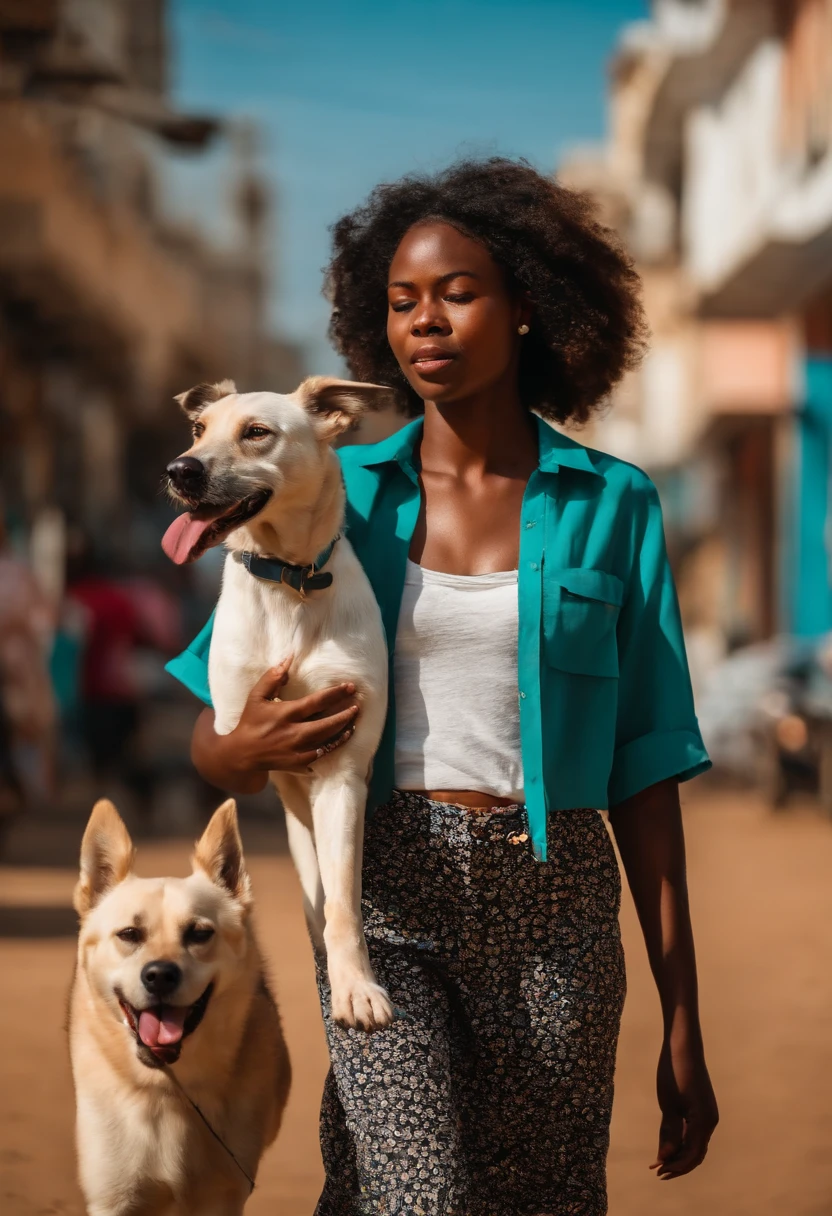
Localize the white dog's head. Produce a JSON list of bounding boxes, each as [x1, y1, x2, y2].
[[74, 798, 254, 1069], [162, 376, 391, 565]]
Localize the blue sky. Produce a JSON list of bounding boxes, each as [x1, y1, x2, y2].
[[167, 0, 649, 372]]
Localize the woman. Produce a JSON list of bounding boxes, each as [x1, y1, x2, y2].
[[169, 158, 718, 1215]]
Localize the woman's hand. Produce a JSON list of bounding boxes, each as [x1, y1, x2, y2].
[[651, 1024, 719, 1178], [191, 659, 360, 795]]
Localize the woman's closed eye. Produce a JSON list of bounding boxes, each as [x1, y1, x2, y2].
[[389, 292, 474, 313]]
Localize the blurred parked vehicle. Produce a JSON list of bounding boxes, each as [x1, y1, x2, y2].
[[697, 635, 832, 816]]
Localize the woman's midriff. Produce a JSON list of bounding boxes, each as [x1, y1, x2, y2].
[[408, 789, 520, 810]]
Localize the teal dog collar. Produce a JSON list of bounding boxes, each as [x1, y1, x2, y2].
[[238, 534, 340, 598]]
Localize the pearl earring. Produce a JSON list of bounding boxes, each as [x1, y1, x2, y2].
[[518, 324, 530, 335]]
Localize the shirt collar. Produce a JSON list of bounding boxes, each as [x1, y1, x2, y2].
[[347, 412, 602, 478]]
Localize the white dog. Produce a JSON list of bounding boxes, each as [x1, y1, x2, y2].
[[69, 797, 291, 1215], [163, 377, 394, 1032]]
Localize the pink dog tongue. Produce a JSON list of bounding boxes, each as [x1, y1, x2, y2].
[[161, 513, 214, 565], [138, 1005, 188, 1048]]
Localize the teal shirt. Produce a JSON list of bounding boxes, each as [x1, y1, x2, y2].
[[166, 414, 710, 862]]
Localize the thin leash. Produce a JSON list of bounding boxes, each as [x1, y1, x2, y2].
[[163, 1062, 255, 1195]]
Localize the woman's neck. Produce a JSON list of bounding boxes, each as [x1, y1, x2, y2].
[[418, 380, 539, 481]]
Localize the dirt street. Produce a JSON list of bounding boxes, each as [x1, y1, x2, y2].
[[1, 788, 831, 1216]]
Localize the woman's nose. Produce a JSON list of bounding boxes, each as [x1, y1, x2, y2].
[[411, 306, 450, 337]]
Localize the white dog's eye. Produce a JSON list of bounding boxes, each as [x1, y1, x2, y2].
[[242, 424, 271, 441], [116, 926, 144, 945], [185, 924, 215, 946]]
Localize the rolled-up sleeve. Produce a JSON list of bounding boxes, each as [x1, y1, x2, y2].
[[165, 610, 215, 707], [607, 479, 711, 807]]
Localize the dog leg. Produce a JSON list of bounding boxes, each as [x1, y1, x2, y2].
[[209, 647, 265, 736], [77, 1112, 163, 1216], [281, 792, 326, 954], [308, 771, 394, 1032]]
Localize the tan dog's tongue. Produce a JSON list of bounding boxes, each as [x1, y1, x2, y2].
[[161, 514, 214, 565], [138, 1005, 188, 1048]]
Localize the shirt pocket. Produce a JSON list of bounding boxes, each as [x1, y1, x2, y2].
[[542, 567, 624, 678]]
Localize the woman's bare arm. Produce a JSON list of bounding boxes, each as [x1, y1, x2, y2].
[[608, 777, 719, 1179]]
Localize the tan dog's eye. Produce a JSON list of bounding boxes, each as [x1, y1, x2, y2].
[[192, 422, 205, 439], [242, 424, 271, 440], [184, 924, 215, 946], [116, 927, 144, 945]]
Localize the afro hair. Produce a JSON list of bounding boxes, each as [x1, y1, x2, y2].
[[325, 157, 648, 425]]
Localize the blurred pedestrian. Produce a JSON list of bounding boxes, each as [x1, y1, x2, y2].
[[173, 158, 718, 1214], [0, 513, 57, 828], [66, 539, 153, 809]]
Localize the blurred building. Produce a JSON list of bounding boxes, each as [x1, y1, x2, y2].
[[0, 0, 304, 586], [562, 0, 832, 661]]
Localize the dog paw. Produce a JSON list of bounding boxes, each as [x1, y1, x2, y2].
[[330, 978, 395, 1033]]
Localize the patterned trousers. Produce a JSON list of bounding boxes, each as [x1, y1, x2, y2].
[[313, 791, 626, 1216]]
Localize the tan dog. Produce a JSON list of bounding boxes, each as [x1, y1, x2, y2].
[[69, 798, 290, 1215]]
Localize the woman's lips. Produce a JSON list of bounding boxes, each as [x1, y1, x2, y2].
[[411, 356, 456, 375]]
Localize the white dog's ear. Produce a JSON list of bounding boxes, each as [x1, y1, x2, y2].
[[298, 376, 393, 442], [192, 799, 251, 910], [175, 380, 237, 419], [74, 800, 135, 917]]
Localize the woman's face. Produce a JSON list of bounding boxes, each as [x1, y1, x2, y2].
[[386, 221, 527, 406]]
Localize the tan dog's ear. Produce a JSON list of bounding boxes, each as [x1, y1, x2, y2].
[[175, 380, 237, 420], [74, 800, 135, 917], [192, 800, 251, 910], [297, 376, 394, 442]]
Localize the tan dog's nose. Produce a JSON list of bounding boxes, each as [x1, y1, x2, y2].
[[166, 456, 205, 496], [141, 960, 182, 999]]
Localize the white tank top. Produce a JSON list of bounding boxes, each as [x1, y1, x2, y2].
[[393, 559, 525, 801]]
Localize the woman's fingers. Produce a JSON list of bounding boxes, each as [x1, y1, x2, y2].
[[653, 1114, 714, 1179], [291, 681, 357, 721], [294, 705, 359, 747], [250, 659, 292, 701], [649, 1113, 682, 1172], [295, 724, 356, 767], [655, 1141, 709, 1178]]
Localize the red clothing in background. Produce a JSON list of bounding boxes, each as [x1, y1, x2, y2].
[[68, 578, 143, 704]]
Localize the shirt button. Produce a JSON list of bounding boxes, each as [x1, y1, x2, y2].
[[530, 561, 538, 571], [525, 521, 536, 529], [519, 691, 527, 700]]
